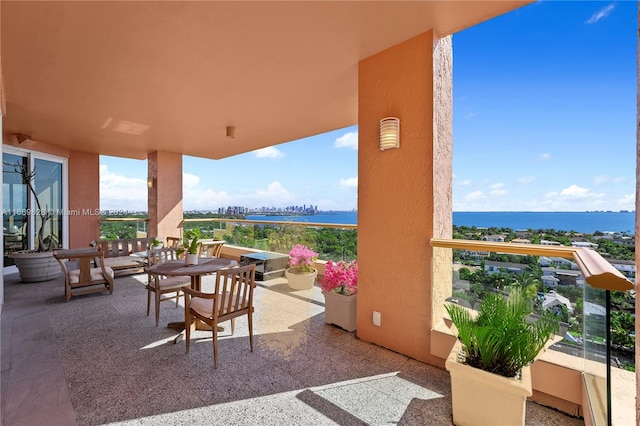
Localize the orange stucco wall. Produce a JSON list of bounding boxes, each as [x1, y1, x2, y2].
[[357, 30, 449, 364], [68, 151, 100, 247], [148, 151, 183, 240]]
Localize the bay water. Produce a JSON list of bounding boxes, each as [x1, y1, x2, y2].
[[246, 211, 635, 234]]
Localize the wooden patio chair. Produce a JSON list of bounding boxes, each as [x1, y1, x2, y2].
[[165, 236, 181, 249], [198, 240, 225, 258], [145, 247, 191, 326], [53, 248, 114, 302], [183, 263, 256, 368]]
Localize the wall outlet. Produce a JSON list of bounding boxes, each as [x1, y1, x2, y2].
[[373, 311, 381, 326]]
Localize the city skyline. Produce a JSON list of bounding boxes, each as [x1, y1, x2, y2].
[[100, 1, 637, 213]]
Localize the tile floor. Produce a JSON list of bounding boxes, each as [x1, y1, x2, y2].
[[1, 268, 584, 425]]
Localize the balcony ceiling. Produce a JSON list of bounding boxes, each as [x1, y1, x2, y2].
[[1, 1, 529, 160]]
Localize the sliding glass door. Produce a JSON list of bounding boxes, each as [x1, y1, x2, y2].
[[3, 151, 66, 266]]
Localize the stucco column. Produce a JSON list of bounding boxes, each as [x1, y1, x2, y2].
[[357, 31, 452, 364], [148, 151, 183, 240], [68, 151, 100, 247]]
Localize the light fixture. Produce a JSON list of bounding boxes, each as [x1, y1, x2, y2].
[[379, 117, 400, 150], [226, 126, 235, 138], [147, 177, 155, 189], [16, 133, 33, 145]]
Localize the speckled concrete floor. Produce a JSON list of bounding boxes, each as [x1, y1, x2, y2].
[[1, 268, 584, 426]]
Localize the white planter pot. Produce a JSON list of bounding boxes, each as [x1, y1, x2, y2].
[[323, 291, 357, 332], [10, 251, 61, 283], [285, 267, 317, 290], [445, 342, 532, 426], [185, 253, 199, 266]]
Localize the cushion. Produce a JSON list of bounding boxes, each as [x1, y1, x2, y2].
[[68, 266, 114, 284], [100, 256, 142, 270], [191, 291, 248, 317], [149, 275, 191, 290]]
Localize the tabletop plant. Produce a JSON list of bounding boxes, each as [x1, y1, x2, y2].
[[321, 260, 358, 296], [176, 229, 202, 257], [287, 244, 318, 274], [445, 288, 559, 378]]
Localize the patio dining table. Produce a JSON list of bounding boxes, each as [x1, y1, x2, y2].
[[147, 257, 238, 343]]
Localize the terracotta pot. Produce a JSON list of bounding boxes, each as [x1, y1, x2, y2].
[[185, 253, 198, 266], [445, 341, 532, 426], [285, 267, 317, 290], [323, 290, 357, 332], [10, 251, 61, 283]]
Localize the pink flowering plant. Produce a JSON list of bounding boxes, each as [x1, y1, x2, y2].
[[288, 244, 318, 273], [321, 260, 358, 296]]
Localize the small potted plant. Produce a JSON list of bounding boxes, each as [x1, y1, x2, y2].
[[176, 229, 202, 266], [321, 260, 358, 331], [285, 244, 318, 290], [151, 237, 163, 249], [445, 288, 559, 426]]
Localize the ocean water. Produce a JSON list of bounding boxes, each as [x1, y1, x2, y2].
[[246, 211, 635, 234]]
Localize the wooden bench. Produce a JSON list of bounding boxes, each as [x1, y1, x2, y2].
[[90, 237, 154, 277]]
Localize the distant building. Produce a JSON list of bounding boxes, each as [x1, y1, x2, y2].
[[541, 275, 560, 288], [542, 290, 573, 314], [571, 241, 598, 249], [542, 267, 584, 286], [539, 256, 578, 270], [540, 240, 562, 246], [510, 238, 531, 244], [482, 234, 505, 242], [484, 260, 528, 275]]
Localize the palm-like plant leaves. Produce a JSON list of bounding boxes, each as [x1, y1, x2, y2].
[[446, 289, 559, 378]]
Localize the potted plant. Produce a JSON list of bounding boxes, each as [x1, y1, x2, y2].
[[445, 288, 559, 426], [321, 259, 358, 331], [176, 229, 202, 266], [151, 237, 163, 249], [4, 160, 61, 282], [285, 244, 318, 290]]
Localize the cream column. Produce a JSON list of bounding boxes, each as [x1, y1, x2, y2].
[[357, 30, 452, 364], [148, 151, 183, 240]]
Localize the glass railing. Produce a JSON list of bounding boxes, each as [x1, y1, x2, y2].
[[182, 218, 357, 261], [430, 238, 635, 426]]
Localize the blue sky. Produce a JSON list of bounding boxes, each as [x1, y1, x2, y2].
[[100, 1, 637, 213]]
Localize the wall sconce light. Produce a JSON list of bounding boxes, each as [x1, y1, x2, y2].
[[379, 117, 400, 150], [147, 177, 155, 189], [226, 126, 235, 138]]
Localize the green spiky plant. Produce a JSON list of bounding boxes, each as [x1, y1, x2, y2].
[[445, 289, 559, 378], [176, 229, 202, 256]]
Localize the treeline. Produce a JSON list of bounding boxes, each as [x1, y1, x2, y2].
[[453, 225, 635, 261]]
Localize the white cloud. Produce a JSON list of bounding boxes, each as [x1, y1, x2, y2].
[[541, 184, 607, 211], [586, 4, 615, 24], [253, 146, 284, 159], [489, 183, 504, 190], [518, 176, 536, 185], [183, 173, 200, 188], [616, 193, 636, 210], [183, 180, 296, 210], [490, 189, 507, 197], [464, 112, 477, 120], [99, 164, 147, 211], [339, 177, 358, 189], [465, 191, 487, 202], [559, 185, 592, 198], [335, 131, 358, 150], [458, 179, 472, 186], [594, 175, 610, 185], [537, 153, 551, 161]]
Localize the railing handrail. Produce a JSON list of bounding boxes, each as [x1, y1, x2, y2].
[[182, 217, 357, 230], [430, 238, 633, 292]]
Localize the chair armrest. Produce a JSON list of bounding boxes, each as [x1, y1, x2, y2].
[[182, 287, 216, 299]]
